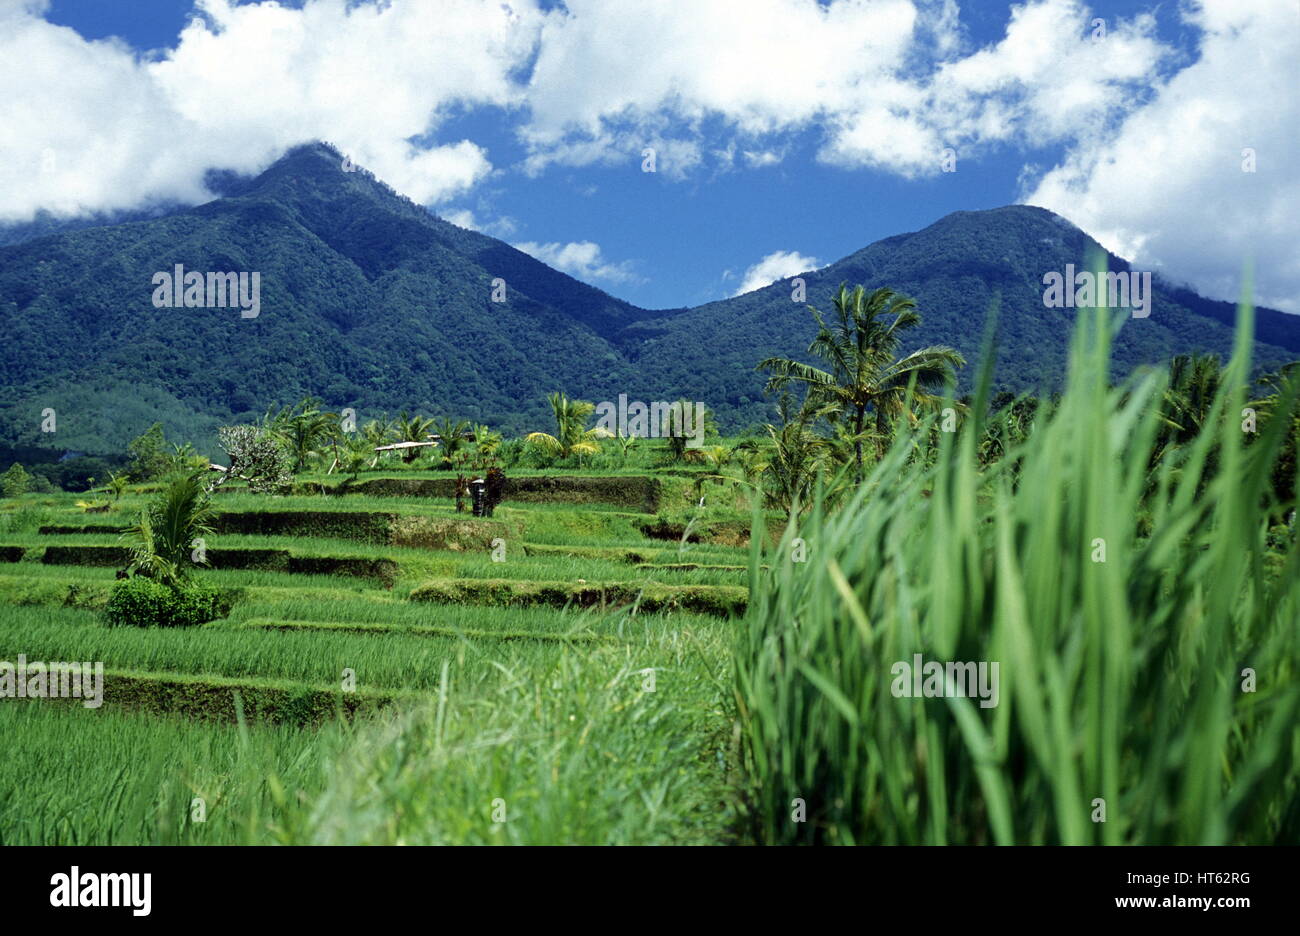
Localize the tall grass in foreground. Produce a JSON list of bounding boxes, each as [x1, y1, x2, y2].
[[736, 293, 1300, 844]]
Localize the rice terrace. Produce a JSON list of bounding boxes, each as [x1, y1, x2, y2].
[[0, 0, 1297, 885]]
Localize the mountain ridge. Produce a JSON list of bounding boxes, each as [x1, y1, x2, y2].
[[1, 143, 1295, 454]]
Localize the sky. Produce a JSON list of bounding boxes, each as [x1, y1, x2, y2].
[[0, 0, 1295, 312]]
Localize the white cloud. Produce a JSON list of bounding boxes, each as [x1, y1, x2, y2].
[[0, 0, 540, 222], [442, 207, 518, 238], [733, 250, 821, 296], [743, 149, 784, 168], [519, 0, 1169, 178], [1024, 0, 1300, 311], [1, 0, 1295, 311], [514, 240, 640, 285]]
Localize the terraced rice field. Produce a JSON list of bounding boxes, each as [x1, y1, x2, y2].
[[0, 474, 750, 844]]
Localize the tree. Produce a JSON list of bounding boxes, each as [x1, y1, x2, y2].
[[1249, 362, 1300, 508], [394, 412, 436, 463], [121, 470, 218, 586], [106, 471, 130, 501], [338, 435, 373, 480], [127, 422, 170, 482], [217, 425, 293, 494], [433, 417, 472, 467], [471, 424, 502, 459], [526, 392, 611, 460], [758, 283, 964, 483], [759, 396, 828, 514], [1, 463, 31, 497], [358, 415, 396, 468], [165, 442, 208, 474], [1159, 353, 1223, 446], [683, 444, 732, 469], [361, 415, 396, 449], [664, 400, 717, 461], [267, 398, 338, 472]]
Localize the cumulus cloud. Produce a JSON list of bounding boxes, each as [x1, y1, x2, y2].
[[0, 0, 538, 222], [733, 250, 822, 296], [519, 0, 1169, 178], [0, 0, 1295, 310], [1024, 0, 1300, 311], [514, 240, 640, 285]]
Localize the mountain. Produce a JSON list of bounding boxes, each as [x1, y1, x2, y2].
[[619, 206, 1300, 426], [0, 143, 662, 452], [1, 143, 1296, 455]]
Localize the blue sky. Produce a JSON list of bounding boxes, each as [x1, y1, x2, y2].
[[6, 0, 1296, 311]]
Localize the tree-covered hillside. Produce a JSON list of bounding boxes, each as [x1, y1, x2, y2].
[[621, 206, 1300, 429], [1, 143, 1296, 454]]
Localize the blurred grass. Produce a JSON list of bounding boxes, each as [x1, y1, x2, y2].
[[735, 286, 1299, 844]]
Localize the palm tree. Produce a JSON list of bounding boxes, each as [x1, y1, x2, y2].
[[472, 424, 503, 459], [120, 470, 218, 586], [526, 392, 611, 460], [1251, 363, 1300, 507], [664, 400, 715, 461], [760, 396, 829, 514], [361, 414, 395, 448], [358, 415, 396, 468], [433, 417, 472, 467], [1148, 354, 1225, 474], [758, 283, 965, 483], [106, 471, 130, 501], [394, 412, 436, 463], [268, 397, 338, 473], [1161, 353, 1223, 444], [683, 444, 732, 468], [733, 438, 770, 486], [339, 435, 373, 480]]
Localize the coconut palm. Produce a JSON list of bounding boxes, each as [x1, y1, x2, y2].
[[758, 283, 965, 483], [471, 424, 503, 458], [433, 417, 472, 467], [268, 397, 338, 473], [526, 392, 610, 460], [357, 416, 396, 468], [339, 435, 373, 479], [394, 412, 436, 463], [664, 400, 715, 461], [120, 469, 218, 586], [1160, 353, 1223, 444], [683, 444, 732, 469], [760, 398, 829, 514]]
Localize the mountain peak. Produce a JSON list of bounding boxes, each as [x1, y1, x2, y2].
[[2, 176, 1297, 453]]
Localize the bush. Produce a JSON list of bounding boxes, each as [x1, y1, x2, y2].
[[103, 577, 230, 628], [1, 463, 31, 497]]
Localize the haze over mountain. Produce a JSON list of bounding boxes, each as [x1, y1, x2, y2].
[[1, 143, 1296, 455]]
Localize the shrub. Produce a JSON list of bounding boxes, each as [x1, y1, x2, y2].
[[121, 469, 218, 584], [103, 577, 230, 628], [1, 463, 32, 497]]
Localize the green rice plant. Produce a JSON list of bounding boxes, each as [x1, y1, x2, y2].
[[0, 704, 354, 845], [735, 288, 1300, 845], [227, 642, 738, 844], [410, 577, 747, 617]]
